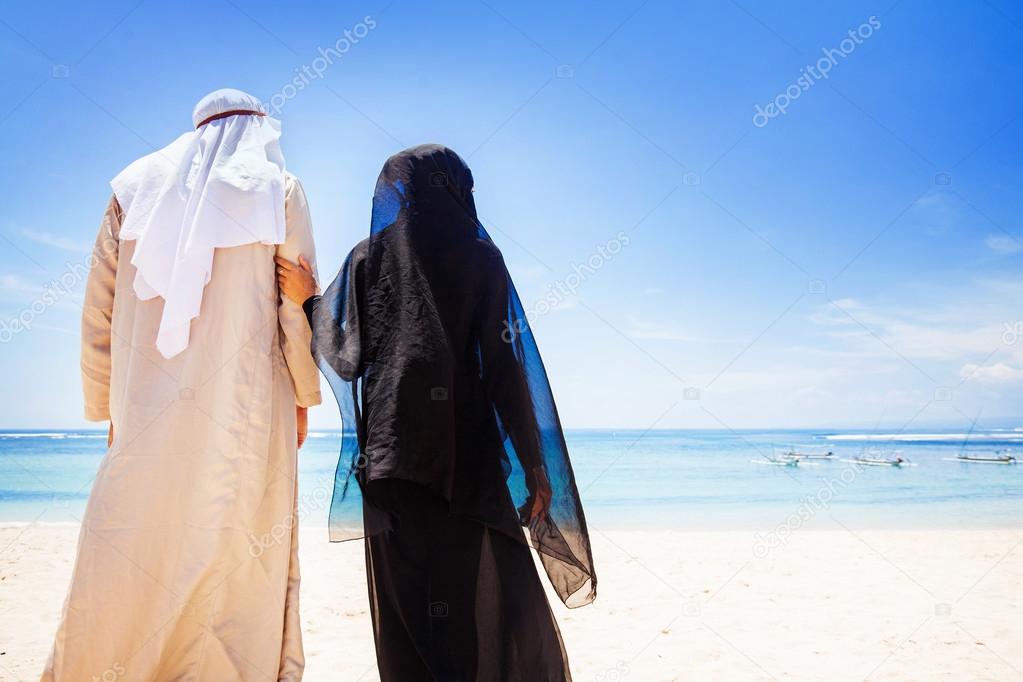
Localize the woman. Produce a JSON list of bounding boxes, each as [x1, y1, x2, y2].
[[44, 89, 318, 681], [277, 144, 596, 680]]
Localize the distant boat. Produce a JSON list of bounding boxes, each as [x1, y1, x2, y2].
[[948, 411, 1016, 464], [753, 457, 800, 467], [781, 448, 834, 460], [855, 452, 906, 467], [770, 458, 800, 467], [956, 450, 1016, 464]]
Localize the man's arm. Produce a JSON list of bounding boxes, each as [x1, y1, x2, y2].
[[277, 175, 322, 409], [81, 195, 121, 422]]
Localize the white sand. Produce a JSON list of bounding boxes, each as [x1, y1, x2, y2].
[[2, 523, 1021, 681]]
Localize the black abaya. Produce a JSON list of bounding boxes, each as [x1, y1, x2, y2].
[[365, 480, 570, 682], [308, 145, 596, 680]]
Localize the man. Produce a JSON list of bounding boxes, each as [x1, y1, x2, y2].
[[43, 89, 319, 681]]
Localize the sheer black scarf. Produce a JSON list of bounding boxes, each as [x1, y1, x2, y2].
[[313, 144, 595, 607]]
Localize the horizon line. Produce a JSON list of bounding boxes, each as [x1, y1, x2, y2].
[[3, 425, 1022, 433]]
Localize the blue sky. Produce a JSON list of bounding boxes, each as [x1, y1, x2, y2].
[[1, 0, 1021, 430]]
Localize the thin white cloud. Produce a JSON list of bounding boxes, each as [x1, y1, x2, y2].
[[984, 234, 1023, 255], [908, 191, 959, 236], [959, 362, 1023, 384], [551, 295, 578, 311], [626, 315, 719, 342], [507, 262, 549, 283], [31, 323, 77, 336], [0, 272, 85, 312], [20, 229, 89, 253], [811, 296, 1014, 362], [0, 274, 37, 293], [696, 363, 874, 393]]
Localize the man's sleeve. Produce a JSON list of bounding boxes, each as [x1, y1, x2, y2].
[[277, 175, 322, 407], [81, 195, 121, 421]]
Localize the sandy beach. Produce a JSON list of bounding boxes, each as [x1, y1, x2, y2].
[[1, 523, 1020, 681]]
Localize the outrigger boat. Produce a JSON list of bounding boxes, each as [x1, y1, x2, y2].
[[780, 447, 835, 460], [764, 458, 800, 467], [855, 453, 906, 467], [956, 450, 1016, 464], [949, 412, 1017, 464]]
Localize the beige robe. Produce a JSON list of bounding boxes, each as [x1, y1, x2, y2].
[[43, 173, 321, 681]]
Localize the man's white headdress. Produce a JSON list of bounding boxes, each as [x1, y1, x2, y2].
[[111, 88, 286, 358]]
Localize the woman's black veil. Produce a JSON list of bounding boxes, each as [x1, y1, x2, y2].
[[312, 144, 596, 607]]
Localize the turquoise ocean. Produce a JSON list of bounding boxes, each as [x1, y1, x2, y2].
[[1, 429, 1021, 529]]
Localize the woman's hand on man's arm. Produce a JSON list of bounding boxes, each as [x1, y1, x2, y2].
[[275, 255, 317, 306]]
